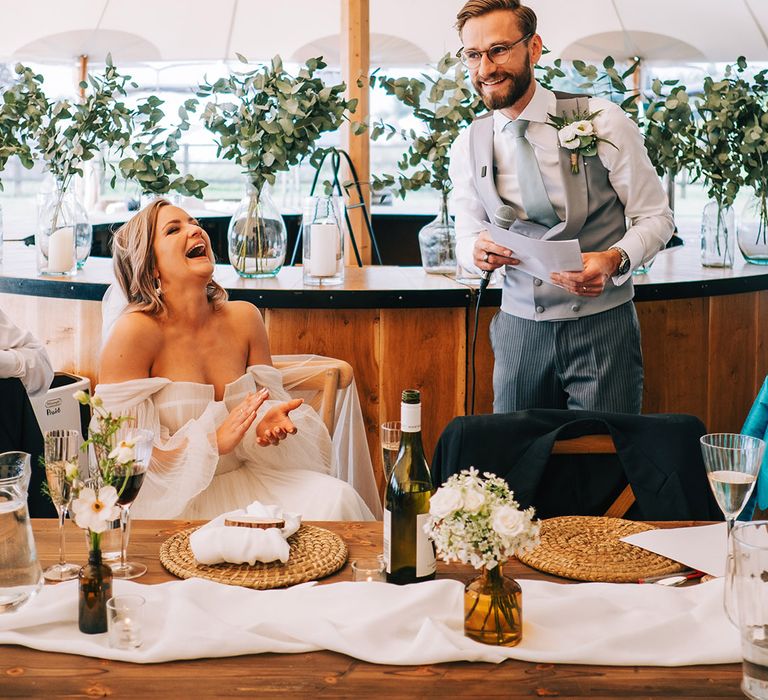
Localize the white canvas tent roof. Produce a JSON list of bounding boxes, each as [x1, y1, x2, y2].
[[1, 0, 767, 67]]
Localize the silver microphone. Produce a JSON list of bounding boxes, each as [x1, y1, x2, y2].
[[480, 205, 516, 290]]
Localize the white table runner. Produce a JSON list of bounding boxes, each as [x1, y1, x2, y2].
[[0, 577, 739, 666]]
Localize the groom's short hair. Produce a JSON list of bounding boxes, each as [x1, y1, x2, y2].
[[455, 0, 537, 38]]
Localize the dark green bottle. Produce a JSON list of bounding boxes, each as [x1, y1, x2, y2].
[[384, 389, 436, 584], [78, 548, 113, 634]]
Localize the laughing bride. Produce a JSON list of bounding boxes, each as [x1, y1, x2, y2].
[[97, 199, 374, 521]]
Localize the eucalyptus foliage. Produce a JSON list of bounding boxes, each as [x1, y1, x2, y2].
[[118, 96, 207, 198], [6, 56, 134, 193], [642, 79, 697, 180], [369, 53, 485, 200], [198, 55, 359, 195]]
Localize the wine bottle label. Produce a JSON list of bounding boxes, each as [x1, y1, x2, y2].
[[416, 513, 436, 577], [383, 509, 392, 574], [401, 402, 421, 433]]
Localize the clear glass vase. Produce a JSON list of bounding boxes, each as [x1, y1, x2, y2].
[[738, 193, 768, 265], [700, 200, 734, 268], [302, 195, 345, 286], [464, 563, 523, 647], [227, 183, 287, 278], [36, 184, 92, 274], [418, 195, 456, 274]]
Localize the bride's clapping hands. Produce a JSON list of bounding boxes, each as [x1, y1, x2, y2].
[[216, 388, 269, 455], [256, 398, 304, 447]]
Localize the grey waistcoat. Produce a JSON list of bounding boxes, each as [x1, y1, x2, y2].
[[469, 93, 633, 322]]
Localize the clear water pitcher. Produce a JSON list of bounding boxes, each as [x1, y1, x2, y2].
[[0, 452, 43, 613]]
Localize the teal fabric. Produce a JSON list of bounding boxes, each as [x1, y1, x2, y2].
[[740, 376, 768, 519]]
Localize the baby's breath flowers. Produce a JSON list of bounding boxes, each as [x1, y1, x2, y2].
[[424, 468, 539, 571]]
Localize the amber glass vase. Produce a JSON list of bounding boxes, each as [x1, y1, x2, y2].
[[464, 563, 522, 646], [78, 547, 113, 634]]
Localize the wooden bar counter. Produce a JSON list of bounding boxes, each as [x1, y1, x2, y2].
[[0, 519, 743, 698], [1, 242, 767, 493]]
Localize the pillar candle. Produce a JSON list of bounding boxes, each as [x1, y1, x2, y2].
[[47, 226, 75, 274], [309, 223, 338, 277]]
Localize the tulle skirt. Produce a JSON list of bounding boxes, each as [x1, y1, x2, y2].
[[179, 463, 375, 521]]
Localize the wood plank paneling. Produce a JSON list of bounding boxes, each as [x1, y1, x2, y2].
[[637, 297, 709, 417], [379, 307, 466, 464], [708, 293, 758, 432]]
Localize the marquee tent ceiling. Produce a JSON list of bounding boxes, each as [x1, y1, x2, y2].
[[2, 0, 767, 67]]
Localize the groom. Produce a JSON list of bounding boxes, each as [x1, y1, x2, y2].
[[449, 0, 673, 414]]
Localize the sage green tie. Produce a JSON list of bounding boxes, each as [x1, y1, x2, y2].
[[505, 119, 560, 228]]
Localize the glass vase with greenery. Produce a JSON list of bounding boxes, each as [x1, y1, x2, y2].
[[8, 56, 134, 270], [199, 55, 358, 278]]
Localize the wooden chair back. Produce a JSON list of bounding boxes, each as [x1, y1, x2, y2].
[[551, 434, 635, 518], [273, 358, 354, 434]]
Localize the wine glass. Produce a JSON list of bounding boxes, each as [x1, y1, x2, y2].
[[109, 428, 153, 580], [700, 432, 766, 623], [380, 421, 401, 484], [42, 429, 82, 582]]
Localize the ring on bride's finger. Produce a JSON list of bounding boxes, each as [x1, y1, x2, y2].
[[483, 252, 489, 263]]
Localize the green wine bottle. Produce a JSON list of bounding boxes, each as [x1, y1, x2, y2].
[[384, 389, 436, 584]]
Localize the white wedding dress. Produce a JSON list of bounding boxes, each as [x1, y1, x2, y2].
[[95, 365, 375, 521]]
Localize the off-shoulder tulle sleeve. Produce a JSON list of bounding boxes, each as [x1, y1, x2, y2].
[[94, 378, 229, 519]]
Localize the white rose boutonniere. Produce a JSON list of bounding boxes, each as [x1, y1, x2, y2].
[[548, 109, 617, 174]]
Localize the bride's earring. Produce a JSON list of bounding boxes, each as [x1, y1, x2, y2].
[[155, 277, 162, 296]]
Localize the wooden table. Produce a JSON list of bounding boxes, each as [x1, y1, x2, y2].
[[0, 519, 743, 698]]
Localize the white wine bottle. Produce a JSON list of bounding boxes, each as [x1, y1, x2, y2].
[[384, 389, 436, 584]]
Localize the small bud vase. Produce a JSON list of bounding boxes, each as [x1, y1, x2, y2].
[[464, 563, 523, 646]]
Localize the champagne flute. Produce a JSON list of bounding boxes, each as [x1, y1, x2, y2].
[[109, 428, 153, 580], [700, 433, 765, 623], [43, 429, 82, 582], [380, 421, 401, 483]]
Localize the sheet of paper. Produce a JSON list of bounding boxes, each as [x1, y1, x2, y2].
[[484, 220, 583, 279], [621, 523, 727, 577]]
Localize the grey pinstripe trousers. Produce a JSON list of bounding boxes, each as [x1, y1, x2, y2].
[[489, 301, 643, 414]]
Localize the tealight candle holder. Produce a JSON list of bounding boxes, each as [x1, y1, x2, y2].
[[107, 595, 145, 649], [351, 558, 386, 582]]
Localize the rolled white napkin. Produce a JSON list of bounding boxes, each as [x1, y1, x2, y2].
[[189, 502, 301, 565]]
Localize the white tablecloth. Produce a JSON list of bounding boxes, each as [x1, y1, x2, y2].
[[0, 577, 739, 666]]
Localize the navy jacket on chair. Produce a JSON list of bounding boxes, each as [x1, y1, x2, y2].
[[432, 409, 722, 521]]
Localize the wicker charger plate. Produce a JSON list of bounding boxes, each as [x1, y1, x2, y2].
[[159, 524, 348, 589], [516, 516, 687, 583]]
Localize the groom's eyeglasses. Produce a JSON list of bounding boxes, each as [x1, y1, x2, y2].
[[458, 34, 533, 69]]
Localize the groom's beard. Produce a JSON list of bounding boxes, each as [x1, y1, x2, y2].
[[472, 54, 533, 111]]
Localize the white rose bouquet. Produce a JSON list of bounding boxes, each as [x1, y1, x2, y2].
[[547, 109, 617, 174], [424, 468, 539, 570]]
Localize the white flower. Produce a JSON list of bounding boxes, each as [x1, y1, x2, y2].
[[108, 440, 135, 465], [92, 395, 103, 408], [429, 486, 463, 518], [492, 505, 527, 539], [73, 390, 89, 404], [558, 124, 580, 150], [572, 120, 594, 137], [71, 486, 120, 533], [461, 487, 486, 514]]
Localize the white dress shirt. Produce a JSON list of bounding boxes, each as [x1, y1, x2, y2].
[[0, 307, 54, 396], [449, 83, 674, 286]]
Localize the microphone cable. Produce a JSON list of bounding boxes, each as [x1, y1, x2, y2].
[[469, 272, 492, 415]]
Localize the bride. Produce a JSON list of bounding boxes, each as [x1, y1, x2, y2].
[[97, 199, 374, 521]]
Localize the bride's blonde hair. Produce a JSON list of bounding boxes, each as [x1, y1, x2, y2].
[[112, 198, 228, 316]]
